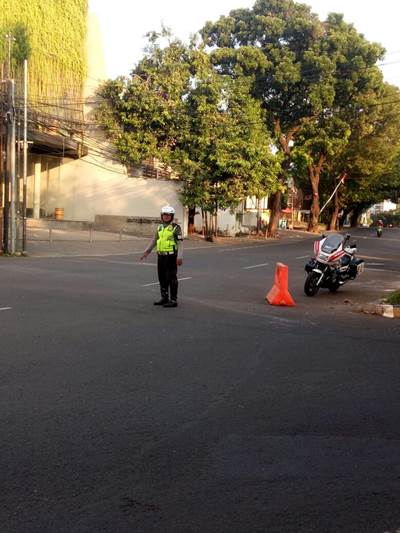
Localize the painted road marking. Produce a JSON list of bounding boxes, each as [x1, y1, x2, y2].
[[219, 244, 268, 252], [96, 260, 157, 266], [366, 262, 385, 266], [0, 307, 12, 312], [142, 277, 192, 287], [242, 263, 269, 270], [365, 268, 399, 273], [361, 254, 394, 261], [78, 257, 157, 266], [296, 255, 309, 259]]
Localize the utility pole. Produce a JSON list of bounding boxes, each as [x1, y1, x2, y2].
[[7, 78, 16, 254], [0, 82, 5, 251], [5, 33, 16, 78], [22, 59, 28, 254], [2, 34, 17, 254]]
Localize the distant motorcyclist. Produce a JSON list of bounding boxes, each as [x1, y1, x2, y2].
[[376, 219, 383, 237]]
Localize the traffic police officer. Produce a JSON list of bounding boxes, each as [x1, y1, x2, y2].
[[141, 205, 183, 307]]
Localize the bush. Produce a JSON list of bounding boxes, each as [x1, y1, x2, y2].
[[384, 290, 400, 305]]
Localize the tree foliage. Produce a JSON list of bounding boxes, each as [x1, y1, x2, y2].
[[200, 1, 397, 233], [96, 30, 279, 234], [201, 0, 329, 234], [97, 2, 400, 234]]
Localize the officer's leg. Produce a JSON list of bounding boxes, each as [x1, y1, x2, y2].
[[154, 255, 169, 305], [164, 255, 178, 307]]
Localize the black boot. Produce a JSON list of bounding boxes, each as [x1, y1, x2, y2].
[[163, 299, 177, 308], [154, 298, 169, 305], [154, 292, 169, 305]]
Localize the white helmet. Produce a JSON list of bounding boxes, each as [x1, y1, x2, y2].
[[161, 205, 175, 215]]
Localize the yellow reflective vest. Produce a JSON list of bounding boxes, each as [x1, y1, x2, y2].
[[156, 223, 178, 253]]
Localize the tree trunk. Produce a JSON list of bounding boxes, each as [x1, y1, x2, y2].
[[329, 190, 340, 231], [188, 207, 196, 234], [267, 190, 282, 238], [256, 197, 261, 235], [213, 201, 218, 237], [307, 155, 325, 233], [350, 208, 360, 228], [267, 120, 297, 239], [329, 206, 340, 231], [202, 209, 207, 237], [203, 210, 214, 241], [308, 179, 320, 232]]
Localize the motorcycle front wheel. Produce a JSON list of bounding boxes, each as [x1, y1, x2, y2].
[[304, 272, 320, 296], [329, 281, 341, 293]]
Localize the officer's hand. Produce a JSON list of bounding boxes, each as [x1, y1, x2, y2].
[[140, 252, 149, 261], [177, 258, 183, 266]]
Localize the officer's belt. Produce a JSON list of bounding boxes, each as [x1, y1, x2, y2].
[[157, 251, 176, 256]]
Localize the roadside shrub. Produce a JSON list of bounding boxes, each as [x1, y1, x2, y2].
[[384, 290, 400, 305]]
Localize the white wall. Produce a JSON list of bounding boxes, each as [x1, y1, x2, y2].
[[194, 208, 240, 236], [217, 209, 240, 236], [27, 153, 187, 231], [193, 198, 270, 236]]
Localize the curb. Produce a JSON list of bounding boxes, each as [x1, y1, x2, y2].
[[357, 302, 400, 319]]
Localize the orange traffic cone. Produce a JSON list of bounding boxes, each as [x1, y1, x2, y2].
[[266, 262, 296, 306]]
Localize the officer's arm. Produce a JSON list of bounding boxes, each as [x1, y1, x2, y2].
[[141, 231, 157, 259], [176, 225, 183, 261]]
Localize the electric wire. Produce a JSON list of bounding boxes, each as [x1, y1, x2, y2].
[[8, 54, 400, 99]]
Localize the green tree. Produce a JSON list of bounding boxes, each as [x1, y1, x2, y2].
[[97, 31, 279, 236], [175, 70, 279, 236], [303, 13, 387, 231], [201, 0, 327, 235], [96, 29, 193, 166], [201, 3, 389, 234], [323, 83, 400, 228]]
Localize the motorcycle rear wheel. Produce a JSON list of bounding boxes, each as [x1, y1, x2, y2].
[[304, 272, 320, 296]]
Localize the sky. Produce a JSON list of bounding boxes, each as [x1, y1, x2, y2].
[[89, 0, 400, 87]]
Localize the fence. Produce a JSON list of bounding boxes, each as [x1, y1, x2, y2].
[[27, 221, 139, 243]]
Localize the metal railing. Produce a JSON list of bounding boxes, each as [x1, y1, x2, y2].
[[27, 223, 135, 243]]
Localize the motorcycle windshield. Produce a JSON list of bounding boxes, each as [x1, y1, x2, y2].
[[321, 234, 343, 253]]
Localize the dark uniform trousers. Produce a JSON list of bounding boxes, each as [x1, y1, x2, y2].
[[157, 253, 178, 301]]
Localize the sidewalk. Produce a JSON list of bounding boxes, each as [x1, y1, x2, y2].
[[23, 228, 315, 258], [25, 228, 148, 258]]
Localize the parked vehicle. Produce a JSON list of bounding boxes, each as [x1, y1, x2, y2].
[[304, 233, 365, 296]]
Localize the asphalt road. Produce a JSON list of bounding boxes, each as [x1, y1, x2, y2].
[[1, 228, 400, 533]]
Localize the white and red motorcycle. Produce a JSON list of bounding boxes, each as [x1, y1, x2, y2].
[[304, 233, 365, 296]]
